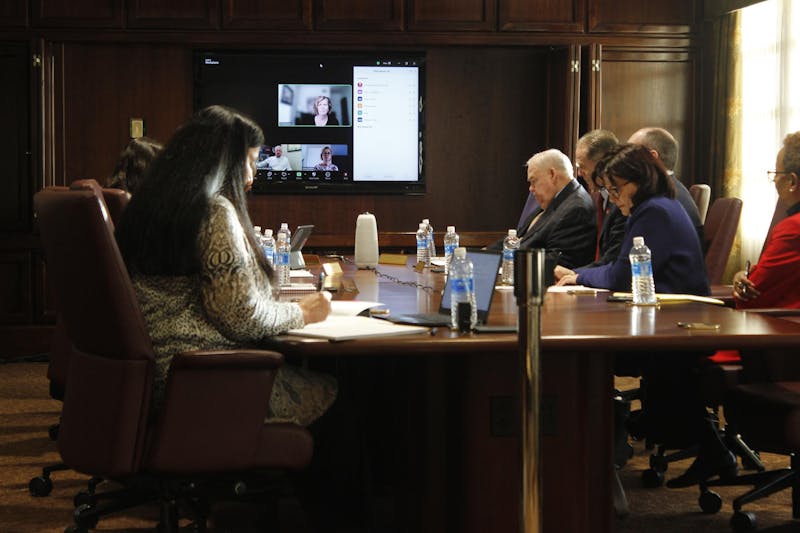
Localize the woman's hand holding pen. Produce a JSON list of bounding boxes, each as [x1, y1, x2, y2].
[[732, 261, 759, 301], [298, 291, 331, 325]]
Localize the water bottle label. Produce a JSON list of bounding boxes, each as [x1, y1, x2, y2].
[[445, 244, 456, 256], [503, 249, 516, 261], [642, 262, 652, 277], [277, 252, 290, 266], [417, 238, 427, 250], [631, 262, 641, 277], [451, 278, 469, 296]]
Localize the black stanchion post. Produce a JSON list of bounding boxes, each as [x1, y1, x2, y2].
[[514, 248, 546, 533]]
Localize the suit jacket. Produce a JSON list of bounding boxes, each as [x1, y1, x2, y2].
[[518, 179, 596, 269], [736, 203, 800, 309], [576, 195, 709, 295], [581, 203, 627, 269]]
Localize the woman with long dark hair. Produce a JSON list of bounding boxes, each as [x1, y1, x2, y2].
[[116, 105, 336, 426]]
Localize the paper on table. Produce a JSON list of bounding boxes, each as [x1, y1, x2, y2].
[[287, 315, 428, 341], [611, 292, 726, 306], [330, 300, 385, 316], [548, 285, 609, 293], [289, 269, 314, 279]]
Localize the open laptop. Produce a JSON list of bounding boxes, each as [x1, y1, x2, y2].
[[381, 249, 502, 327], [289, 224, 313, 269]]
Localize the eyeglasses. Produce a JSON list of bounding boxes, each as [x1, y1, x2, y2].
[[767, 170, 791, 183], [600, 180, 629, 198]]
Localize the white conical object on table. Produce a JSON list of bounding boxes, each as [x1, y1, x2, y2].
[[354, 212, 379, 269]]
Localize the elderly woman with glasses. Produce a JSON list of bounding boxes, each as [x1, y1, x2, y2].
[[556, 143, 709, 296], [733, 131, 800, 308]]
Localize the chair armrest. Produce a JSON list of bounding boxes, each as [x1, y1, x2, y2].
[[170, 349, 284, 370], [147, 349, 286, 473]]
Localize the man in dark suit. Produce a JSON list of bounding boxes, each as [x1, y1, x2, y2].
[[574, 129, 625, 268], [628, 127, 704, 243], [517, 148, 596, 269]]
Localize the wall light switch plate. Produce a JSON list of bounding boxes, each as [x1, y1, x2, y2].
[[130, 118, 144, 138]]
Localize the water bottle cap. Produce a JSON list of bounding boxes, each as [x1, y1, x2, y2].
[[454, 247, 466, 258], [254, 225, 261, 232], [508, 229, 517, 237], [419, 223, 427, 229], [633, 236, 645, 247], [280, 222, 288, 229], [447, 225, 455, 232], [422, 218, 430, 224], [265, 229, 273, 236]]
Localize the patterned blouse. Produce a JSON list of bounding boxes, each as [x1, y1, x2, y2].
[[131, 195, 337, 426]]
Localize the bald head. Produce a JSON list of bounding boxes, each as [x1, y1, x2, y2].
[[628, 127, 678, 171]]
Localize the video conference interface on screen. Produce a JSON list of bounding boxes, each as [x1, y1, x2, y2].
[[194, 52, 425, 193]]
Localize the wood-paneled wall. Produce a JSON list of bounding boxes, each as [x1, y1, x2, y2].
[[0, 0, 703, 356]]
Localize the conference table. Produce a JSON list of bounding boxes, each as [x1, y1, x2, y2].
[[271, 257, 800, 533]]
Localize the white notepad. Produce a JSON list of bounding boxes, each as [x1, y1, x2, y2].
[[287, 315, 428, 341]]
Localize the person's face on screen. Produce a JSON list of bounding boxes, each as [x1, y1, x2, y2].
[[316, 98, 330, 117], [244, 147, 259, 192], [527, 164, 557, 210], [274, 145, 283, 157], [321, 148, 332, 162]]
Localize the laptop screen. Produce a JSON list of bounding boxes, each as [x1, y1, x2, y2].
[[439, 249, 502, 322]]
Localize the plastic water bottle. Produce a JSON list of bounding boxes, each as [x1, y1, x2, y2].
[[443, 225, 459, 273], [449, 247, 477, 332], [262, 228, 276, 267], [416, 223, 430, 266], [276, 232, 291, 286], [422, 218, 436, 259], [501, 229, 520, 285], [629, 236, 657, 304], [277, 222, 291, 247]]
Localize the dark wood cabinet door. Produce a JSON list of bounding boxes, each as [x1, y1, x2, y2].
[[408, 0, 496, 31], [589, 0, 698, 34], [499, 0, 585, 32], [127, 0, 220, 29], [0, 0, 28, 27], [222, 0, 312, 30], [599, 47, 699, 182], [32, 0, 123, 28], [315, 0, 403, 31], [0, 42, 31, 232]]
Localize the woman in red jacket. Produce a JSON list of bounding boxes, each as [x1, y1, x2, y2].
[[734, 131, 800, 309]]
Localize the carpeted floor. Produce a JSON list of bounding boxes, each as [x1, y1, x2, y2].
[[1, 362, 799, 532]]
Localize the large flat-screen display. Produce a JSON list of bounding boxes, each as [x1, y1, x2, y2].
[[194, 50, 425, 195]]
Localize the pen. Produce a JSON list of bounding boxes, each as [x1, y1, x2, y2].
[[317, 271, 325, 291]]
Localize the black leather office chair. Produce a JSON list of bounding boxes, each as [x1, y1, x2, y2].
[[34, 180, 313, 532]]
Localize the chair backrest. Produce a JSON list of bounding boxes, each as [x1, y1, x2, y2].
[[34, 180, 153, 477], [703, 197, 743, 285], [689, 184, 711, 225], [46, 181, 131, 393]]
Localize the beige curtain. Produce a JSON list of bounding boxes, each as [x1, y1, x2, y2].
[[706, 10, 742, 283]]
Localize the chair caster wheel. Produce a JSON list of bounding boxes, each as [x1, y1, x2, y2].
[[731, 511, 757, 532], [74, 503, 98, 529], [641, 468, 664, 488], [698, 489, 722, 514], [73, 490, 95, 508], [29, 475, 53, 497]]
